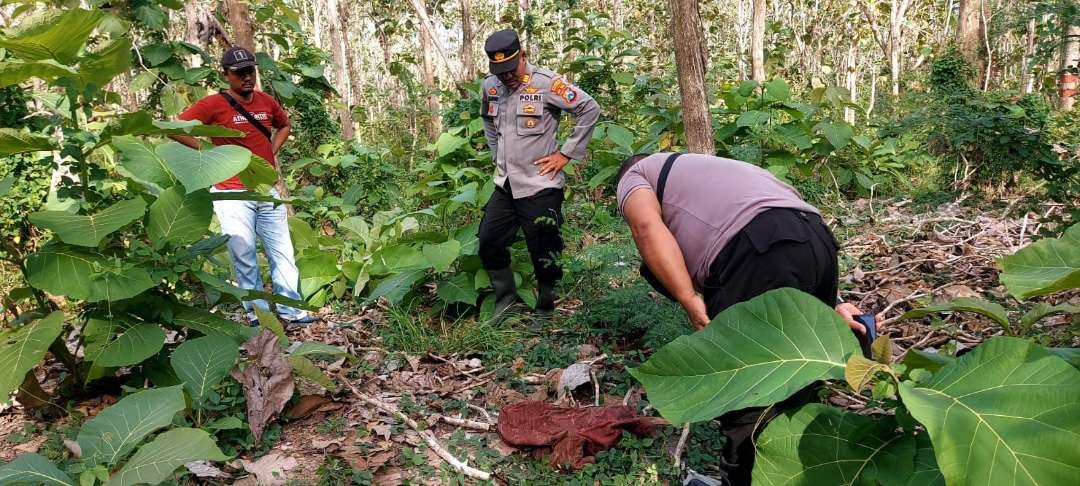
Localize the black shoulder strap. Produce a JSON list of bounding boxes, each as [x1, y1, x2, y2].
[[655, 152, 680, 204], [220, 92, 273, 142]]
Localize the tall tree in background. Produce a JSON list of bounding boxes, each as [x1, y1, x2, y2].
[[224, 0, 255, 50], [409, 0, 442, 139], [461, 0, 476, 81], [956, 0, 985, 86], [858, 0, 915, 99], [669, 0, 715, 154], [1059, 21, 1080, 111], [750, 0, 765, 81], [326, 0, 355, 140]]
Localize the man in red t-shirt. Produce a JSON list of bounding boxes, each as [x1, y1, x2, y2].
[[170, 46, 314, 325]]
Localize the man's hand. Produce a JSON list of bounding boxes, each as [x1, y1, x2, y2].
[[835, 302, 876, 336], [534, 151, 570, 179], [682, 295, 711, 331]]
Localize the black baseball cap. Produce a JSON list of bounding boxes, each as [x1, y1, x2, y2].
[[484, 29, 522, 75], [221, 46, 257, 71]]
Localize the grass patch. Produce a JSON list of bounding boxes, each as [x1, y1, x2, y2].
[[379, 304, 524, 360]]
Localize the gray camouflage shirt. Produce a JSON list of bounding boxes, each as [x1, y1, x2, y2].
[[480, 63, 601, 199]]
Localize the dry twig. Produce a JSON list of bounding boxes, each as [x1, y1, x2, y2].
[[672, 423, 691, 468], [338, 372, 492, 480]]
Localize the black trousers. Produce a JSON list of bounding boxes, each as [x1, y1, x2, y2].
[[642, 208, 839, 485], [477, 184, 564, 285]]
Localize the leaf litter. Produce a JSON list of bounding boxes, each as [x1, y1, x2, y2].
[[2, 198, 1076, 482]]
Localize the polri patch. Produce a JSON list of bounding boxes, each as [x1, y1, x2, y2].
[[550, 78, 569, 97], [563, 89, 577, 104], [488, 87, 498, 96], [519, 93, 543, 103]]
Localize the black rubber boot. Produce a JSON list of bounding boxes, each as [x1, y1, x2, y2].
[[488, 267, 518, 316], [536, 281, 557, 316]]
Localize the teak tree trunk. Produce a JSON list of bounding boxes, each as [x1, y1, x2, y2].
[[1059, 22, 1080, 111], [750, 0, 766, 82], [461, 0, 476, 81], [957, 0, 985, 86], [413, 0, 442, 140], [224, 0, 255, 50], [325, 0, 355, 140], [669, 0, 715, 154]]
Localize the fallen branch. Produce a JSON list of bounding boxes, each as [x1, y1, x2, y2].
[[468, 403, 495, 423], [338, 372, 492, 481], [590, 368, 600, 407], [672, 423, 691, 468], [439, 415, 492, 431]]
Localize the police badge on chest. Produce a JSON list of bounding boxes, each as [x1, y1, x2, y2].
[[518, 93, 543, 103]]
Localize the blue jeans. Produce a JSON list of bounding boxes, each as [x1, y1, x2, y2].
[[211, 188, 308, 321]]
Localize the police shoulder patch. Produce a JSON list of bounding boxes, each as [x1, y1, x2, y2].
[[550, 78, 569, 97], [488, 87, 498, 96]]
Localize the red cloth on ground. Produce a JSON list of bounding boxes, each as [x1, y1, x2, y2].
[[497, 400, 660, 470]]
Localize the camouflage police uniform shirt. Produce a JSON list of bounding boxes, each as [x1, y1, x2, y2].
[[480, 63, 601, 199]]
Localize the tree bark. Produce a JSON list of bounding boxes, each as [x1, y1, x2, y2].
[[461, 0, 476, 81], [1059, 22, 1080, 111], [415, 2, 442, 139], [340, 1, 364, 110], [1021, 16, 1036, 93], [957, 0, 984, 85], [224, 0, 256, 50], [750, 0, 766, 82], [888, 0, 902, 98], [326, 0, 355, 140], [669, 0, 715, 154]]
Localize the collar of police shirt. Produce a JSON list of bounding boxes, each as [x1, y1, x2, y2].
[[494, 62, 535, 93]]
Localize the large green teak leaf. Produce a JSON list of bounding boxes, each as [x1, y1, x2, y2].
[[28, 198, 146, 247], [111, 135, 176, 193], [297, 252, 338, 299], [0, 127, 55, 155], [76, 36, 131, 88], [147, 187, 212, 248], [234, 154, 278, 192], [101, 112, 242, 141], [365, 269, 427, 306], [83, 315, 165, 367], [0, 59, 78, 86], [630, 288, 860, 424], [752, 403, 926, 486], [0, 8, 103, 64], [170, 336, 239, 404], [903, 434, 946, 486], [25, 244, 156, 302], [999, 223, 1080, 300], [77, 386, 186, 466], [0, 453, 75, 486], [170, 307, 255, 344], [104, 428, 227, 486], [899, 337, 1080, 485], [0, 312, 64, 404], [155, 142, 252, 192]]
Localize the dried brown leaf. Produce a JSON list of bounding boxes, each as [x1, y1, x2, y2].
[[285, 395, 333, 419], [241, 452, 298, 486], [231, 330, 295, 443]]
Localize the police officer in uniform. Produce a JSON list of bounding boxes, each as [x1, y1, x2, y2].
[[478, 29, 601, 315]]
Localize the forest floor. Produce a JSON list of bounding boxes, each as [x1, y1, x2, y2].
[[2, 195, 1076, 485]]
